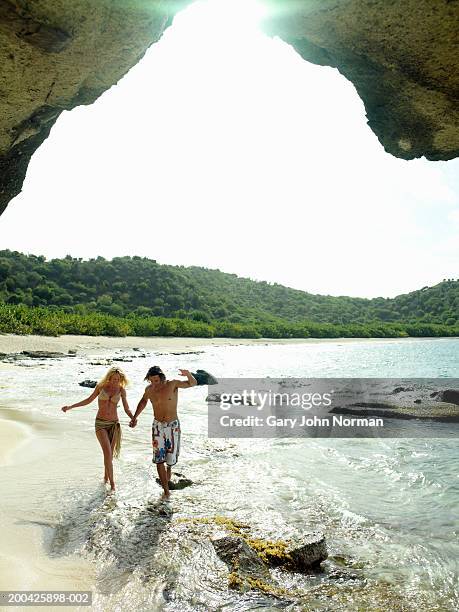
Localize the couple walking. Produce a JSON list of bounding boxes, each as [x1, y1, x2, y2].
[[61, 365, 197, 499]]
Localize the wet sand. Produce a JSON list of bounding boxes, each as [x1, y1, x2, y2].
[[0, 405, 97, 594], [0, 414, 30, 466]]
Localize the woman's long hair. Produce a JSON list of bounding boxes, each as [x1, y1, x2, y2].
[[98, 367, 129, 388]]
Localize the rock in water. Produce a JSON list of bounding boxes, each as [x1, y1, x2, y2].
[[155, 474, 193, 490], [192, 369, 218, 386], [79, 379, 97, 388], [285, 534, 328, 570], [212, 536, 270, 582], [437, 390, 459, 405], [248, 533, 328, 571], [391, 386, 414, 394]]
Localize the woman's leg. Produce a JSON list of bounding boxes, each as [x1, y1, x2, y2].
[[96, 429, 115, 490]]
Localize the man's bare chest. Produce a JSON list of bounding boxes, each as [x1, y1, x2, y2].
[[149, 386, 176, 404]]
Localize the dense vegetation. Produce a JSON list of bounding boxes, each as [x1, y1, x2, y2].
[[0, 250, 457, 338], [1, 303, 458, 339]]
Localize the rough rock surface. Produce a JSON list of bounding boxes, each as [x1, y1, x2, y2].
[[155, 473, 193, 490], [0, 0, 188, 214], [283, 534, 328, 571], [262, 0, 459, 162], [212, 535, 271, 582], [1, 0, 458, 215]]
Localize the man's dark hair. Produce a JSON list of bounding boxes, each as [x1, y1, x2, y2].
[[145, 366, 166, 382]]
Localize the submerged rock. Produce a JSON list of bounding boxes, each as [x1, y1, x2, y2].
[[155, 474, 193, 490]]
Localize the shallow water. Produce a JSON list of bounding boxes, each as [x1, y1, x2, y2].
[[0, 337, 458, 611]]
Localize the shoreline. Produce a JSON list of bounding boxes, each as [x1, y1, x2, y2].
[[0, 404, 96, 592], [0, 412, 31, 467], [0, 333, 455, 357]]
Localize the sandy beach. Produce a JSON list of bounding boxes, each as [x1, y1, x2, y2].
[[1, 334, 458, 610], [0, 404, 96, 594], [0, 412, 31, 466], [0, 332, 449, 358]]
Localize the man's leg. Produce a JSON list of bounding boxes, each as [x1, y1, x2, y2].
[[152, 421, 170, 498], [166, 420, 180, 483], [156, 463, 170, 498]]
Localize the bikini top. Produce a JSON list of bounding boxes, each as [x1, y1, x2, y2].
[[99, 386, 121, 405]]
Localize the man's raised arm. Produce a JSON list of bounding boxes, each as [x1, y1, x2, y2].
[[175, 369, 197, 388]]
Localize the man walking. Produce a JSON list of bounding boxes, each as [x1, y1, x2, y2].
[[130, 366, 197, 499]]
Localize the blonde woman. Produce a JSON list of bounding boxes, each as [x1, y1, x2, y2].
[[61, 367, 133, 491]]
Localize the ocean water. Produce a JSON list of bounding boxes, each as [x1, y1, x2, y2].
[[0, 337, 458, 611]]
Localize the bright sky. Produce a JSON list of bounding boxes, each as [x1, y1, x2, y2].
[[1, 0, 458, 298]]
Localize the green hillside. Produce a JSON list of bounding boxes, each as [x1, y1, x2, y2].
[[0, 250, 457, 327]]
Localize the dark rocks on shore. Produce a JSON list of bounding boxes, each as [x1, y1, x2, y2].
[[22, 350, 72, 359], [391, 386, 414, 394], [1, 350, 77, 362], [79, 379, 98, 388], [330, 403, 459, 423], [156, 350, 205, 356], [436, 389, 459, 405]]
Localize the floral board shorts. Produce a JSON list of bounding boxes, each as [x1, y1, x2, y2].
[[152, 419, 181, 466]]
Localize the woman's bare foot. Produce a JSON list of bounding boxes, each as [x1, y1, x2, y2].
[[160, 491, 170, 501]]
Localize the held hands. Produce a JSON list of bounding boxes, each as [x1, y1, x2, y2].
[[129, 417, 137, 428]]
